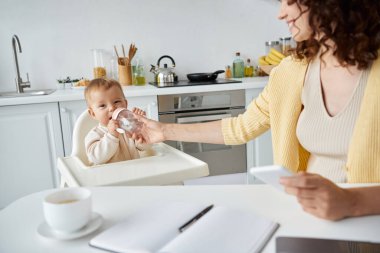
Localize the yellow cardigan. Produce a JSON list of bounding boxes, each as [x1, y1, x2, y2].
[[222, 56, 380, 183]]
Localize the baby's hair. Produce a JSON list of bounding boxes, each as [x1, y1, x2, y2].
[[84, 78, 124, 105]]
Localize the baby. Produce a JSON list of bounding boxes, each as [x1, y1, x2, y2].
[[84, 78, 148, 165]]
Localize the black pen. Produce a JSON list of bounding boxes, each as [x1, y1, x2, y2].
[[178, 204, 214, 233]]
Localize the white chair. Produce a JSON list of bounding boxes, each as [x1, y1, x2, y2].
[[71, 109, 98, 167], [57, 110, 209, 187]]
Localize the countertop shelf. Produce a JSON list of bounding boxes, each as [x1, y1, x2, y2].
[[0, 77, 268, 106]]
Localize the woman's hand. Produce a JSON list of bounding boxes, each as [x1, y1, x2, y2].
[[129, 114, 166, 144], [280, 173, 358, 220]]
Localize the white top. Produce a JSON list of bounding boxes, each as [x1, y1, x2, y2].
[[297, 58, 369, 183], [1, 185, 379, 253], [85, 124, 148, 165]]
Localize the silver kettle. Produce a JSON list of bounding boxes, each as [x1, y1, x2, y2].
[[150, 55, 178, 85]]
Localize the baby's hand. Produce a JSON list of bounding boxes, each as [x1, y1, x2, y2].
[[132, 107, 146, 116], [107, 119, 120, 137]]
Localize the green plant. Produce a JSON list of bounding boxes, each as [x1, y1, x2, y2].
[[57, 77, 83, 84]]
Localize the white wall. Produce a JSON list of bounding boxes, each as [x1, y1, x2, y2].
[[0, 0, 288, 91]]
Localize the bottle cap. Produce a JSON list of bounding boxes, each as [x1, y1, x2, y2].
[[247, 58, 251, 63], [112, 107, 128, 120], [236, 52, 240, 56]]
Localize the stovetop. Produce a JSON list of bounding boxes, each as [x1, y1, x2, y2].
[[149, 78, 241, 88]]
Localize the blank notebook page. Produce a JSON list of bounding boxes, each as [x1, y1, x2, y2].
[[159, 206, 278, 253]]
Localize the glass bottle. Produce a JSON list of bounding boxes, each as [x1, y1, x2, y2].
[[112, 108, 142, 134], [232, 52, 244, 78], [109, 56, 118, 80], [244, 59, 254, 77], [255, 66, 264, 77], [279, 37, 292, 56], [265, 41, 281, 55], [225, 65, 232, 78], [132, 58, 146, 86], [136, 65, 146, 85]]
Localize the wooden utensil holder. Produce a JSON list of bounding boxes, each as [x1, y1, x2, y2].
[[118, 64, 132, 85]]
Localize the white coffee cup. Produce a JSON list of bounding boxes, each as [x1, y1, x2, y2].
[[43, 188, 92, 233]]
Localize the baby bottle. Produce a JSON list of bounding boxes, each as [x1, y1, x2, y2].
[[112, 108, 143, 134]]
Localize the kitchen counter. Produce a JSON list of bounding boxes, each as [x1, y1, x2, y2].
[[0, 77, 268, 106]]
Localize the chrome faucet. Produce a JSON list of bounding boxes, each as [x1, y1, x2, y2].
[[12, 35, 30, 93]]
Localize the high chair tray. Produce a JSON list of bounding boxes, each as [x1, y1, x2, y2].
[[57, 143, 209, 186]]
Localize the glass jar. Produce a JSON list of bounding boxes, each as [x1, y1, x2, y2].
[[92, 49, 107, 79], [279, 37, 292, 56], [265, 41, 281, 55]]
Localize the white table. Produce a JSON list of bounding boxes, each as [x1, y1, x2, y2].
[[1, 185, 379, 253]]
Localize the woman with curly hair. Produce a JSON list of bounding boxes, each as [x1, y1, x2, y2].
[[133, 0, 380, 220]]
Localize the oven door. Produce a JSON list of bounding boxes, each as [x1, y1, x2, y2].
[[159, 108, 246, 176]]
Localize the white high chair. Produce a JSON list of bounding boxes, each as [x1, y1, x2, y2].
[[57, 110, 209, 187]]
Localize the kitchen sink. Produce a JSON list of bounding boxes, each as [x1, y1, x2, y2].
[[0, 89, 56, 98]]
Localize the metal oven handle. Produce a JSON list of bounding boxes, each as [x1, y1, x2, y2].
[[176, 113, 232, 124]]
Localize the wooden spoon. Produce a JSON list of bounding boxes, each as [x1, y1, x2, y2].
[[128, 43, 138, 64], [114, 45, 121, 65]]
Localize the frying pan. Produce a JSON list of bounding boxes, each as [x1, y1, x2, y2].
[[187, 70, 225, 82]]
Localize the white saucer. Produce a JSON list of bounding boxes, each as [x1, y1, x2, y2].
[[37, 212, 103, 240]]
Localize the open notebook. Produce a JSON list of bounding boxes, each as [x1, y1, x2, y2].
[[89, 202, 279, 253]]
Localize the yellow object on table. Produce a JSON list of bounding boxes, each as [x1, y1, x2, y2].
[[93, 67, 106, 78], [258, 48, 285, 75]]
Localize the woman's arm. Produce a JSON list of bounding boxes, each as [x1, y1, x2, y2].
[[164, 120, 224, 144], [133, 115, 225, 144], [280, 173, 380, 220], [132, 76, 273, 145], [347, 186, 380, 217], [133, 85, 273, 145]]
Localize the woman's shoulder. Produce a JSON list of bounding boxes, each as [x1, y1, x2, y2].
[[273, 56, 308, 74], [269, 56, 308, 82], [266, 56, 308, 92]]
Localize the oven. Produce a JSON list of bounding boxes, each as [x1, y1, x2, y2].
[[158, 90, 246, 176]]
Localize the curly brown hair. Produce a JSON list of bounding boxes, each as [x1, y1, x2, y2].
[[287, 0, 380, 69]]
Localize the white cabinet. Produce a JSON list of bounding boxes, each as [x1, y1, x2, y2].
[[0, 103, 64, 208], [59, 95, 158, 156], [245, 89, 273, 182]]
